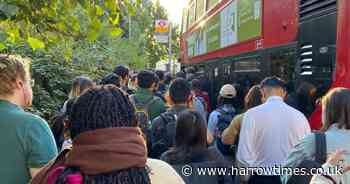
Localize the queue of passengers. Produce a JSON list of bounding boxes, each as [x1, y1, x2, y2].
[[0, 54, 349, 184]]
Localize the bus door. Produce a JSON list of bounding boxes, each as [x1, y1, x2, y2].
[[263, 46, 297, 92]]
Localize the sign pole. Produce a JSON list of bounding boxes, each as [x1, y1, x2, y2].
[[168, 23, 173, 74]]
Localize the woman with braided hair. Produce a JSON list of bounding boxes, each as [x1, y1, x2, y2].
[[31, 85, 184, 184]]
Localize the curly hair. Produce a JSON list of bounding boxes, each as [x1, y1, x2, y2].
[[57, 85, 150, 184], [0, 54, 30, 96]]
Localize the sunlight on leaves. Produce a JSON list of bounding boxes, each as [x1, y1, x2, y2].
[[27, 37, 45, 50]]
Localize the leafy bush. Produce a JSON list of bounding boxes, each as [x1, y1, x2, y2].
[[0, 0, 179, 120]]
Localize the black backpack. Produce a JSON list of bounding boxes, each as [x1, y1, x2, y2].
[[287, 132, 327, 184], [150, 112, 177, 158], [215, 107, 236, 156], [129, 95, 158, 139]]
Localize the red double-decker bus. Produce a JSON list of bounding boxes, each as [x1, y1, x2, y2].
[[179, 0, 350, 130]]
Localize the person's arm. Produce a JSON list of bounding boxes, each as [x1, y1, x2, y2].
[[30, 168, 42, 178], [222, 114, 243, 145], [207, 111, 218, 137], [207, 129, 214, 145], [26, 117, 58, 175], [310, 164, 341, 184], [150, 117, 162, 146], [60, 100, 68, 113], [280, 134, 315, 184], [310, 150, 350, 184]]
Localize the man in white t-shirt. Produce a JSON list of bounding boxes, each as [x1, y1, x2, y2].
[[237, 76, 311, 184]]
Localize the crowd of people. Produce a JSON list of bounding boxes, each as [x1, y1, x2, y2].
[[0, 54, 349, 184]]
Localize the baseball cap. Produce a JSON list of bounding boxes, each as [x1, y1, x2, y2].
[[219, 84, 237, 99]]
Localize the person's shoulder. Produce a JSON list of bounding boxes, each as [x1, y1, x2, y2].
[[234, 113, 245, 121], [284, 103, 308, 120], [147, 158, 175, 169], [15, 111, 48, 126], [207, 147, 225, 162], [245, 104, 264, 115], [284, 101, 302, 112], [151, 95, 165, 106], [147, 158, 185, 184], [209, 110, 220, 116], [159, 150, 171, 161], [153, 95, 164, 102], [152, 111, 172, 125], [151, 114, 162, 125], [15, 113, 54, 141]]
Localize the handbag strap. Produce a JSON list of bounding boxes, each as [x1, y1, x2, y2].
[[315, 132, 327, 164]]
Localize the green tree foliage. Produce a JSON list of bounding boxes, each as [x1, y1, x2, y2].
[[134, 0, 180, 67], [0, 0, 134, 48], [0, 0, 180, 119]]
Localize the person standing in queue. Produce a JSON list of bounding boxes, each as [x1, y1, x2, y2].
[[285, 81, 317, 118], [100, 73, 121, 88], [113, 65, 134, 95], [150, 78, 213, 159], [237, 77, 310, 184], [191, 79, 211, 113], [221, 85, 262, 152], [130, 70, 166, 122], [61, 76, 94, 113], [0, 55, 57, 183], [161, 110, 232, 184], [282, 88, 350, 184], [31, 85, 185, 184], [208, 84, 237, 157], [155, 70, 167, 95]]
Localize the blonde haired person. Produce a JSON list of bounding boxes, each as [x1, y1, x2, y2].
[[0, 55, 57, 183], [222, 85, 263, 145], [61, 76, 94, 113]]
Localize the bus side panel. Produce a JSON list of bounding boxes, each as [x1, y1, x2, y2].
[[262, 0, 298, 47], [309, 0, 350, 130], [333, 0, 350, 88], [181, 0, 299, 65]]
